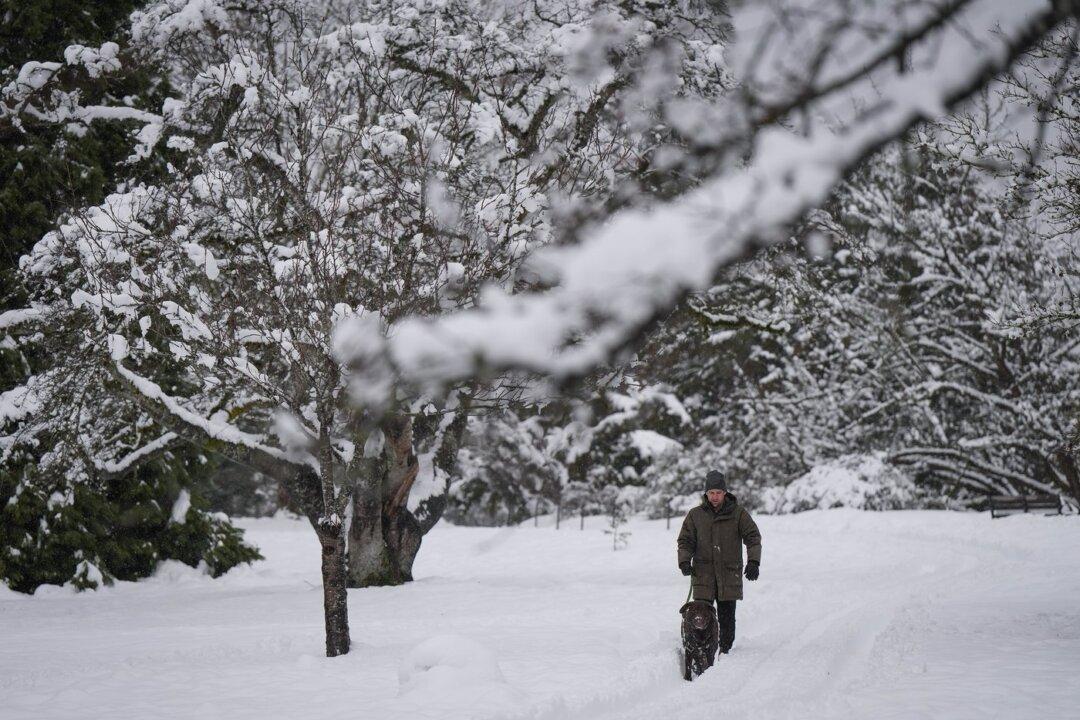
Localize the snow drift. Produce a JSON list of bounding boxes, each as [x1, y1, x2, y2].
[[398, 634, 524, 712]]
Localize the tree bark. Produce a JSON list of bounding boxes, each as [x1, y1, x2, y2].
[[1055, 446, 1080, 507], [347, 415, 418, 587], [279, 466, 352, 656], [346, 406, 469, 587], [318, 521, 351, 657], [347, 477, 405, 587]]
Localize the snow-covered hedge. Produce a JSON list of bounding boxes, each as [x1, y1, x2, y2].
[[760, 454, 929, 514]]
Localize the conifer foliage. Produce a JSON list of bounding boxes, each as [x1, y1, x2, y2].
[[1, 0, 260, 595]]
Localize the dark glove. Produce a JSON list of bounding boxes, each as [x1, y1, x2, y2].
[[679, 561, 693, 577], [744, 561, 759, 581]]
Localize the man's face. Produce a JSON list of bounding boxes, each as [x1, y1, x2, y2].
[[706, 489, 726, 507]]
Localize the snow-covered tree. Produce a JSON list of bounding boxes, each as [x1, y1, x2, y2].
[[638, 143, 1080, 507], [449, 410, 565, 526], [9, 0, 733, 655], [451, 380, 692, 524], [0, 2, 265, 594], [0, 457, 262, 593], [928, 21, 1080, 342], [793, 145, 1080, 503], [0, 1, 155, 282], [632, 264, 800, 498]]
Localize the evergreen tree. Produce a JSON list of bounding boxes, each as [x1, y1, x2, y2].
[[1, 0, 260, 593], [1, 0, 161, 270], [0, 453, 261, 593]]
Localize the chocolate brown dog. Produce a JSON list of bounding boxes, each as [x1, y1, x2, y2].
[[679, 599, 718, 681]]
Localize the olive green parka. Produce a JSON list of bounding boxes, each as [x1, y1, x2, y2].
[[677, 494, 762, 601]]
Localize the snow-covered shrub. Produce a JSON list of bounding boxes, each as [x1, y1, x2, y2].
[[573, 385, 691, 491], [162, 506, 263, 579], [0, 463, 260, 593], [761, 454, 927, 514]]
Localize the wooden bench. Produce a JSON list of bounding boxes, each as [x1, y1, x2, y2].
[[988, 494, 1062, 519]]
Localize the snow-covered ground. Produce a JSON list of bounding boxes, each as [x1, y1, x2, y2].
[[3, 510, 1079, 720]]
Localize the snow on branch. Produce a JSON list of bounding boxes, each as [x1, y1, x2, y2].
[[0, 41, 143, 129], [358, 0, 1076, 393], [112, 361, 317, 472], [92, 431, 179, 478], [0, 308, 45, 331], [851, 379, 1058, 441], [890, 446, 1061, 496], [0, 379, 45, 462], [0, 382, 43, 425]]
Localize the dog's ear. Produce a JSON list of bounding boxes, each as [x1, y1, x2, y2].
[[679, 602, 694, 615]]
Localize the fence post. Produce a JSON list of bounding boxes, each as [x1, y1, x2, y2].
[[555, 500, 561, 530]]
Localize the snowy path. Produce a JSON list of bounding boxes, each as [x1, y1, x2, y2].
[[3, 510, 1079, 720]]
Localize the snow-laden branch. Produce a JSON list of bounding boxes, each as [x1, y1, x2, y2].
[[93, 431, 178, 477], [851, 378, 1058, 440], [361, 0, 1075, 391], [0, 41, 146, 130], [0, 382, 43, 425], [891, 446, 1061, 496], [112, 360, 318, 472], [0, 308, 45, 331], [74, 105, 162, 125]]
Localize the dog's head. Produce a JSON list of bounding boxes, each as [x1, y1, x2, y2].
[[679, 600, 717, 635]]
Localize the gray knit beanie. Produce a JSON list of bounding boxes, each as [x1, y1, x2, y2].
[[705, 470, 727, 492]]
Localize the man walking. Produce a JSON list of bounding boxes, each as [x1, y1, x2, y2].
[[677, 470, 762, 654]]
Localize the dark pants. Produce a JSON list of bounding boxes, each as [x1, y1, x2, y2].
[[716, 599, 736, 653]]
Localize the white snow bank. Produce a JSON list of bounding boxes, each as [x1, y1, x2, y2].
[[0, 581, 25, 600], [398, 634, 524, 711], [762, 454, 922, 513], [31, 582, 78, 597]]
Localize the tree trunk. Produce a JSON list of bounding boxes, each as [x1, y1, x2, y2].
[[277, 466, 352, 657], [346, 407, 468, 588], [347, 478, 407, 587], [318, 522, 351, 657], [348, 414, 420, 586], [1055, 446, 1080, 508]]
